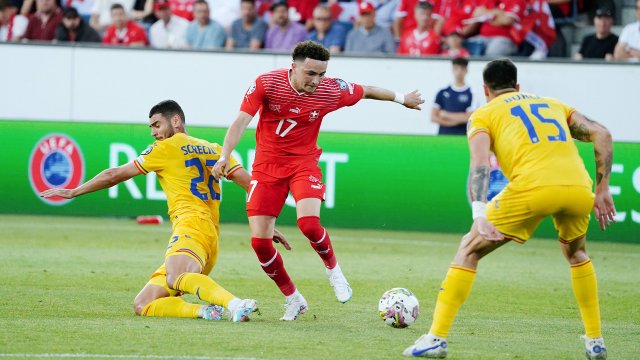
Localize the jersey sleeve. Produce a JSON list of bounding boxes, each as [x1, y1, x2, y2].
[[503, 0, 526, 20], [559, 101, 577, 124], [211, 143, 244, 178], [333, 78, 364, 108], [467, 109, 490, 139], [133, 142, 166, 175], [433, 89, 444, 109], [239, 75, 266, 116]]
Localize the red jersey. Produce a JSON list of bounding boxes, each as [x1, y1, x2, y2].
[[439, 0, 480, 35], [397, 29, 441, 55], [440, 47, 471, 57], [240, 69, 364, 167], [396, 0, 419, 35], [479, 0, 526, 42], [102, 20, 148, 46]]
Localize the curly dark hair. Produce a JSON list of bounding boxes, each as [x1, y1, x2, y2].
[[292, 41, 330, 62]]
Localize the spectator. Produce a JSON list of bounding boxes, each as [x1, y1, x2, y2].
[[90, 0, 135, 31], [23, 0, 62, 41], [516, 0, 557, 60], [575, 7, 617, 60], [54, 6, 100, 42], [397, 1, 441, 55], [149, 0, 189, 49], [186, 0, 225, 49], [131, 0, 155, 27], [287, 0, 320, 29], [465, 0, 527, 56], [441, 30, 471, 57], [307, 4, 347, 53], [102, 3, 147, 46], [226, 0, 267, 50], [394, 0, 418, 38], [345, 1, 395, 53], [614, 0, 640, 61], [0, 0, 28, 41], [208, 0, 240, 30], [168, 0, 196, 21], [264, 0, 307, 51], [431, 57, 477, 135], [63, 0, 96, 22], [436, 0, 482, 36]]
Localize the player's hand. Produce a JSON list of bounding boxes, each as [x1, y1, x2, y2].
[[474, 217, 504, 241], [594, 186, 616, 231], [40, 188, 76, 199], [212, 156, 229, 179], [403, 90, 425, 110], [273, 228, 291, 251]]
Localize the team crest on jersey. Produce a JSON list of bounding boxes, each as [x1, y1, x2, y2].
[[29, 133, 85, 206], [309, 110, 320, 122], [141, 145, 154, 155]]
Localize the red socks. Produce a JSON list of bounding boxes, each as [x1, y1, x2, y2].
[[251, 237, 296, 296], [297, 216, 337, 269]]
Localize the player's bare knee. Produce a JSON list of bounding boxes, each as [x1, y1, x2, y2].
[[133, 298, 148, 316]]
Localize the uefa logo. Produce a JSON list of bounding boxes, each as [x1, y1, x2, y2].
[[29, 134, 85, 206]]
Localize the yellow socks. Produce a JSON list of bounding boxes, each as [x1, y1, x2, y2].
[[141, 297, 200, 318], [429, 265, 477, 338], [571, 259, 602, 338], [172, 272, 235, 308]]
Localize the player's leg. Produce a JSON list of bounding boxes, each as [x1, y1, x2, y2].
[[555, 186, 606, 359], [164, 220, 257, 322], [134, 266, 223, 320], [291, 166, 352, 303]]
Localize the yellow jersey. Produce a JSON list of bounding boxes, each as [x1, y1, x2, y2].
[[133, 132, 242, 225], [467, 92, 592, 190]]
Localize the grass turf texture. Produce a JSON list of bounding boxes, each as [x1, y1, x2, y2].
[[1, 214, 639, 360]]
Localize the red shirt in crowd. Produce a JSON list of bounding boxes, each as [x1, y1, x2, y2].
[[24, 8, 63, 40], [397, 28, 442, 55], [479, 0, 526, 42], [102, 20, 148, 46], [436, 0, 481, 35], [240, 69, 363, 168], [396, 0, 420, 35], [441, 47, 471, 57]]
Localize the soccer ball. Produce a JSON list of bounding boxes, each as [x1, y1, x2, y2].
[[378, 288, 419, 328]]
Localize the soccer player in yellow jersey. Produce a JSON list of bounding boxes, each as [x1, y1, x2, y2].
[[404, 59, 616, 359], [41, 100, 290, 322]]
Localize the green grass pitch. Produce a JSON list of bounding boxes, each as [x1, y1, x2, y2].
[[1, 214, 639, 359]]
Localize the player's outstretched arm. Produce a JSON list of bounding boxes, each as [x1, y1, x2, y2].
[[40, 163, 140, 199], [213, 111, 253, 179], [468, 132, 504, 241], [227, 168, 292, 250], [569, 111, 616, 230], [362, 86, 425, 110]]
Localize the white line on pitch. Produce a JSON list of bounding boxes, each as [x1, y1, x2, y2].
[[0, 354, 257, 360]]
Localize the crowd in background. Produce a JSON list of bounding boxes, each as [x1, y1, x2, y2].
[[1, 0, 639, 60]]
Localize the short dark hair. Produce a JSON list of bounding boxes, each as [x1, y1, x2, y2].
[[110, 3, 124, 11], [416, 0, 433, 11], [452, 57, 468, 67], [194, 0, 208, 6], [0, 0, 16, 10], [483, 58, 517, 92], [149, 100, 186, 123], [270, 0, 287, 11], [292, 40, 330, 62], [241, 0, 255, 4]]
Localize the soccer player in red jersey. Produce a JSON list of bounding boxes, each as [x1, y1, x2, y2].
[[213, 40, 424, 321]]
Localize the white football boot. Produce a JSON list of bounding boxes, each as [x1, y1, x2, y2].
[[403, 333, 448, 358], [581, 335, 607, 360], [326, 264, 352, 303], [280, 292, 308, 321], [229, 299, 258, 322]]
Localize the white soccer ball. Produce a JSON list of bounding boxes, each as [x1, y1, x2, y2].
[[378, 287, 420, 328]]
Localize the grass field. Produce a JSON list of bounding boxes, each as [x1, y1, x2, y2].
[[1, 214, 639, 360]]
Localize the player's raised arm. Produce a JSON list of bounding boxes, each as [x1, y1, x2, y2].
[[40, 162, 141, 199], [568, 111, 616, 230], [361, 86, 425, 110], [468, 132, 504, 241], [213, 111, 254, 179]]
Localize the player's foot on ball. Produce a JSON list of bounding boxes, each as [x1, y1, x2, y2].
[[581, 335, 607, 360], [280, 292, 308, 321], [229, 299, 258, 322], [199, 305, 225, 321], [326, 264, 352, 303], [403, 333, 448, 358]]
